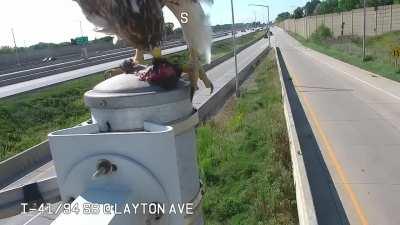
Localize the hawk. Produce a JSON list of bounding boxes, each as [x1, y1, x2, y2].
[[73, 0, 214, 93]]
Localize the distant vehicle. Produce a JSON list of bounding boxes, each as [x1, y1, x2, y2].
[[42, 57, 57, 63], [48, 57, 57, 61], [264, 31, 273, 38]]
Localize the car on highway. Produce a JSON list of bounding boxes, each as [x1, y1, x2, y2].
[[264, 31, 273, 38], [42, 56, 57, 63]]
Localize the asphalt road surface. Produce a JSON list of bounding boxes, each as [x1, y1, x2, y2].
[[0, 30, 252, 99], [274, 27, 400, 225], [0, 38, 269, 225]]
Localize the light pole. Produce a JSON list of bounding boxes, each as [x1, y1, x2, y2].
[[363, 0, 366, 61], [230, 0, 240, 97], [290, 5, 297, 33], [11, 28, 21, 66], [76, 20, 88, 59], [79, 21, 84, 37], [249, 4, 270, 47], [253, 11, 257, 28]]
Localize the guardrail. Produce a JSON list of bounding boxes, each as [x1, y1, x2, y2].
[[199, 47, 270, 120], [0, 39, 191, 80], [0, 43, 179, 87], [0, 32, 231, 75], [0, 33, 231, 87], [275, 47, 318, 225]]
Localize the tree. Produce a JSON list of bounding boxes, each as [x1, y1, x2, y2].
[[338, 0, 360, 11], [0, 46, 14, 54], [91, 36, 114, 44], [30, 42, 58, 50], [316, 0, 339, 14], [293, 7, 305, 18], [367, 0, 395, 7], [276, 12, 292, 22], [304, 0, 321, 16]]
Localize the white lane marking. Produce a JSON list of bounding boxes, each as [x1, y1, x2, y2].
[[0, 31, 254, 99], [22, 212, 42, 225], [282, 32, 400, 102], [308, 52, 400, 101]]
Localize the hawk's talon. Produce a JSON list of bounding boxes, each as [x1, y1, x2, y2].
[[134, 48, 145, 65], [187, 48, 214, 95]]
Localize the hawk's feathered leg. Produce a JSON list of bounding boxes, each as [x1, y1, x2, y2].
[[188, 47, 213, 92], [134, 48, 145, 65], [166, 0, 214, 95]]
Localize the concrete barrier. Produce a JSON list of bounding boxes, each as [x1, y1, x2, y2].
[[199, 47, 270, 120], [204, 35, 264, 71], [275, 47, 318, 225], [0, 177, 59, 219], [0, 142, 51, 190]]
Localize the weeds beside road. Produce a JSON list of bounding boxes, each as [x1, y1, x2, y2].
[[198, 52, 298, 225], [0, 31, 264, 161], [289, 26, 400, 82]]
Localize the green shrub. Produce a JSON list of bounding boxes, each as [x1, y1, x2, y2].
[[198, 53, 297, 224], [311, 25, 332, 42], [363, 55, 375, 62]]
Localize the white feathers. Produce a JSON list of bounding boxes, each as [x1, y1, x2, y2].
[[166, 0, 212, 64], [129, 0, 140, 13], [73, 0, 114, 35], [79, 9, 114, 35], [112, 35, 119, 45]]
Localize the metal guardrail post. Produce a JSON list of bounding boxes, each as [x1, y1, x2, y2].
[[352, 10, 354, 36], [390, 4, 393, 32], [363, 0, 366, 61]]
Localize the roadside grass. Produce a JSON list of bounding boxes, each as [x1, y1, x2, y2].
[[289, 29, 400, 82], [0, 31, 264, 161], [211, 31, 265, 60], [0, 74, 103, 160], [198, 52, 298, 224], [166, 31, 265, 64]]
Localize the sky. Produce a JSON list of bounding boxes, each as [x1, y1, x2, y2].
[[0, 0, 307, 47]]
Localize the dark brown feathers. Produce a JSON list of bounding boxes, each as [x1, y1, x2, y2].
[[74, 0, 164, 51], [73, 0, 214, 52]]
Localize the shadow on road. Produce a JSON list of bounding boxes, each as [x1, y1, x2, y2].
[[276, 47, 350, 225], [295, 85, 354, 93]]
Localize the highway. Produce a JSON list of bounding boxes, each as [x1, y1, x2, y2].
[[0, 37, 269, 225], [0, 34, 224, 78], [0, 31, 252, 99], [273, 27, 400, 225]]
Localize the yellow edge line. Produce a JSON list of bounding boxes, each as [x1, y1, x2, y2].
[[287, 63, 370, 225]]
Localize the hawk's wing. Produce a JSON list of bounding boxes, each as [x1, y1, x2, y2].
[[73, 0, 164, 50]]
